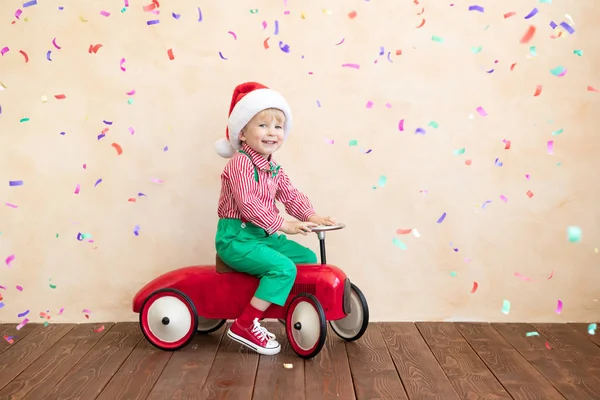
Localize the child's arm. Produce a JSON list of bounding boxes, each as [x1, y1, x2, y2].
[[227, 157, 285, 234], [275, 168, 316, 222]]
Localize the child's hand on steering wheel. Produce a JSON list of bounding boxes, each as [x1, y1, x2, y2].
[[308, 214, 336, 226], [280, 221, 318, 235]]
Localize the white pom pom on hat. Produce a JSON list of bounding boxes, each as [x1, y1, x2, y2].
[[215, 81, 293, 158]]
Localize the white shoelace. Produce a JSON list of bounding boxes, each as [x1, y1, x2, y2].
[[251, 318, 276, 342]]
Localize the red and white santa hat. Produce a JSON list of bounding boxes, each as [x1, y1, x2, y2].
[[215, 81, 293, 158]]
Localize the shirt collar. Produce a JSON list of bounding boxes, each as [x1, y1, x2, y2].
[[241, 143, 276, 170]]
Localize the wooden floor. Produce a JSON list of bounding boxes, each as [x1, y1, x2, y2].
[[0, 322, 599, 399]]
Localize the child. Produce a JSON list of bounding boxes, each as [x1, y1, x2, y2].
[[214, 82, 335, 355]]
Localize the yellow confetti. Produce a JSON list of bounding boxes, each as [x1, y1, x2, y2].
[[41, 95, 48, 103], [322, 9, 332, 14], [301, 13, 307, 19], [79, 15, 88, 22], [283, 363, 293, 369], [0, 81, 7, 90]]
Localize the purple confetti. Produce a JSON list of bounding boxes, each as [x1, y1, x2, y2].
[[138, 192, 146, 197], [468, 5, 484, 12], [274, 20, 279, 34], [415, 128, 426, 135], [97, 133, 105, 140], [133, 225, 140, 236], [60, 131, 65, 135], [197, 7, 202, 22], [437, 212, 447, 223], [146, 20, 160, 25], [94, 179, 102, 187], [77, 233, 83, 241], [9, 180, 23, 186], [172, 12, 180, 19], [103, 120, 113, 125], [560, 22, 575, 34], [219, 51, 227, 60], [279, 41, 290, 53], [23, 0, 37, 7], [482, 200, 492, 209], [524, 8, 538, 19], [387, 52, 393, 63], [46, 50, 52, 61], [163, 146, 168, 152], [0, 303, 4, 309], [316, 100, 321, 107], [494, 158, 503, 167], [550, 21, 557, 29], [17, 310, 29, 318], [379, 46, 384, 56], [58, 6, 64, 10]]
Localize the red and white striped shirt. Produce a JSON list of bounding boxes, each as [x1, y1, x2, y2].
[[217, 143, 315, 234]]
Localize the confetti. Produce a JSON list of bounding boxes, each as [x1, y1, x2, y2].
[[134, 225, 141, 236], [515, 272, 531, 281], [94, 325, 105, 333], [219, 51, 228, 60], [560, 22, 575, 34], [197, 7, 202, 22], [550, 66, 567, 77], [398, 119, 405, 131], [502, 299, 511, 314], [468, 5, 484, 12], [520, 25, 536, 43], [278, 41, 290, 53], [574, 49, 583, 56], [500, 195, 508, 202], [396, 228, 412, 235], [526, 331, 539, 337], [431, 36, 444, 43], [23, 0, 37, 6], [588, 323, 597, 335], [470, 282, 478, 294], [453, 148, 465, 155], [5, 254, 15, 267], [89, 44, 103, 53], [228, 31, 237, 40], [534, 85, 542, 96], [416, 19, 425, 28], [46, 51, 52, 61], [146, 20, 160, 25], [0, 47, 9, 56], [16, 285, 23, 291], [476, 106, 487, 116], [348, 10, 357, 19], [55, 94, 66, 99], [555, 300, 563, 314], [172, 12, 180, 19], [504, 11, 516, 19], [503, 140, 511, 149], [567, 226, 582, 243], [349, 140, 358, 146], [415, 128, 426, 135], [524, 8, 538, 19], [547, 140, 554, 154], [9, 180, 24, 186], [111, 143, 123, 155], [274, 21, 279, 35], [74, 184, 80, 194], [17, 310, 29, 318], [167, 48, 174, 60], [545, 342, 552, 350], [526, 190, 534, 198], [335, 38, 345, 45], [436, 212, 447, 223], [588, 86, 599, 92], [392, 237, 407, 250], [341, 63, 360, 69], [19, 50, 29, 62], [16, 318, 29, 330], [378, 176, 387, 187], [250, 9, 258, 14], [283, 363, 293, 369], [100, 10, 110, 17], [263, 38, 270, 49]]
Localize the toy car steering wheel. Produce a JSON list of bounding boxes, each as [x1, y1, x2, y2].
[[311, 223, 345, 232]]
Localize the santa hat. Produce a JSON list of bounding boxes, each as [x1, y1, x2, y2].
[[215, 81, 293, 158]]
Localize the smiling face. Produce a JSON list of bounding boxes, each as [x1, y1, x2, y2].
[[239, 108, 286, 158]]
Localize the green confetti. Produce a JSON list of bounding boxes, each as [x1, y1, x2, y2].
[[588, 323, 597, 335], [539, 0, 552, 3], [378, 175, 387, 187], [56, 233, 59, 238], [502, 299, 511, 315], [573, 49, 583, 56], [471, 46, 482, 54], [530, 46, 537, 57], [526, 331, 539, 337], [550, 65, 566, 76], [483, 25, 490, 30], [349, 139, 358, 146], [428, 121, 439, 129], [392, 237, 407, 250], [44, 321, 50, 327], [450, 271, 457, 277], [127, 98, 134, 105], [431, 36, 444, 43], [49, 278, 57, 289], [20, 117, 30, 123], [250, 9, 258, 13], [121, 7, 126, 13], [453, 148, 466, 155], [551, 128, 563, 136], [567, 226, 582, 243], [81, 233, 93, 240]]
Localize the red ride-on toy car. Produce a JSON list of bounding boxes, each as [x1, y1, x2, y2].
[[132, 223, 369, 359]]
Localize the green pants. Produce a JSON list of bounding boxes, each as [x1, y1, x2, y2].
[[215, 218, 317, 306]]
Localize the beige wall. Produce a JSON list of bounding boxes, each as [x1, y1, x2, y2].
[[1, 0, 599, 324]]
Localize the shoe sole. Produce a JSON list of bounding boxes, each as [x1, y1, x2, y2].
[[227, 329, 281, 356]]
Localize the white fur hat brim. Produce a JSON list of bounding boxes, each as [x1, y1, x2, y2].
[[215, 88, 293, 158]]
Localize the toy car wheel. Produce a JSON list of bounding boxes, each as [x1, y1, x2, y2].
[[330, 283, 369, 342], [139, 288, 198, 351], [285, 293, 327, 359], [196, 317, 226, 334]]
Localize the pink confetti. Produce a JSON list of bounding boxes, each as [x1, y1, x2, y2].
[[124, 0, 129, 6], [366, 101, 373, 108], [128, 127, 135, 135], [514, 272, 532, 281], [0, 47, 9, 56], [476, 106, 487, 116], [547, 140, 554, 154], [52, 38, 61, 49], [151, 178, 164, 183], [15, 9, 23, 19], [525, 174, 530, 180], [94, 325, 105, 332], [262, 21, 267, 29], [323, 138, 334, 144], [82, 309, 91, 314], [228, 31, 237, 40], [74, 184, 80, 194], [398, 119, 405, 131], [385, 102, 392, 108], [500, 195, 508, 202], [335, 38, 345, 45], [341, 63, 360, 69], [126, 89, 136, 95], [100, 10, 110, 17], [58, 307, 64, 315], [16, 318, 29, 330], [5, 203, 18, 208], [555, 300, 563, 314], [545, 341, 552, 350], [16, 285, 23, 291], [548, 270, 554, 279], [5, 254, 15, 267], [120, 58, 126, 71]]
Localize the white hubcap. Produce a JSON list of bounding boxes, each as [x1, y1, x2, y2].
[[330, 289, 363, 338], [147, 295, 191, 343], [291, 301, 320, 350]]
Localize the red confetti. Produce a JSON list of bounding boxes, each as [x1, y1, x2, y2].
[[395, 49, 402, 56], [19, 50, 29, 63], [111, 143, 123, 155], [89, 44, 103, 53], [545, 341, 552, 350], [396, 228, 412, 234], [263, 37, 270, 49], [465, 159, 472, 166], [167, 48, 174, 60], [526, 190, 534, 198], [348, 10, 357, 19], [547, 270, 554, 280], [470, 281, 478, 294], [416, 19, 426, 28], [504, 11, 516, 18], [128, 198, 137, 202], [94, 325, 105, 333], [588, 85, 599, 92], [533, 85, 542, 97], [510, 63, 517, 71], [54, 94, 66, 99], [504, 140, 511, 150], [520, 25, 536, 44]]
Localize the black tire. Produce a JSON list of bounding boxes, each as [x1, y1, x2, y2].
[[285, 293, 327, 359], [196, 318, 227, 334], [329, 283, 369, 342]]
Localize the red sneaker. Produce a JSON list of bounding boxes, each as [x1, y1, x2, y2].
[[227, 318, 281, 355]]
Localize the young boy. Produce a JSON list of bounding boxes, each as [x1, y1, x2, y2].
[[214, 82, 335, 355]]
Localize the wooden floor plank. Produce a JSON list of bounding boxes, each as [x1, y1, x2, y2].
[[96, 337, 173, 400], [0, 322, 40, 355], [493, 322, 600, 400], [532, 323, 600, 372], [305, 325, 356, 400], [146, 325, 226, 400], [380, 322, 460, 400], [455, 322, 565, 400], [252, 321, 304, 400], [346, 323, 408, 400], [0, 323, 114, 400], [44, 322, 142, 400], [0, 323, 75, 391], [200, 322, 260, 400], [568, 323, 600, 347], [416, 322, 511, 399]]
